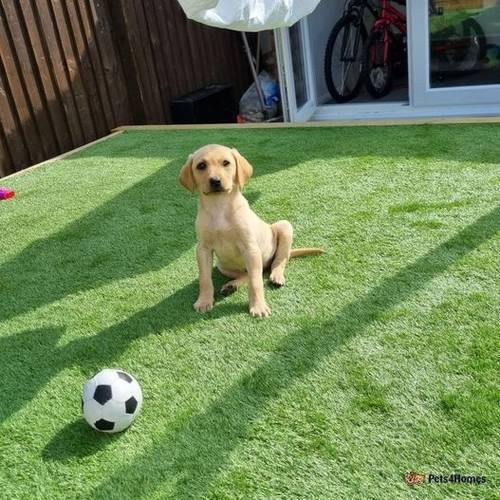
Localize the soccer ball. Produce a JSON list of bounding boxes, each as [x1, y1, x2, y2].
[[82, 369, 143, 433]]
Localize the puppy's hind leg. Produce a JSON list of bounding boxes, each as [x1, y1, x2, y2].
[[269, 220, 293, 287], [219, 267, 248, 296]]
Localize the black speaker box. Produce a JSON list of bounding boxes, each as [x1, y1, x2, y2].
[[171, 84, 236, 124]]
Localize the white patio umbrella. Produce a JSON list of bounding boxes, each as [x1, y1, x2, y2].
[[176, 0, 322, 32], [177, 0, 322, 118]]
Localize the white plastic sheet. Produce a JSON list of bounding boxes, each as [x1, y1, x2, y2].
[[176, 0, 322, 32]]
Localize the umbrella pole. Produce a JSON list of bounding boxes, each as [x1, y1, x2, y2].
[[241, 31, 267, 114]]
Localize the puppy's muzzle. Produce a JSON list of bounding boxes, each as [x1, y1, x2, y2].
[[209, 176, 223, 192]]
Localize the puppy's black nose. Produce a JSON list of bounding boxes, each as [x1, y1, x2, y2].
[[209, 177, 222, 188]]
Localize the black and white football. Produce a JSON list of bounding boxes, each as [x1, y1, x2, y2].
[[82, 369, 143, 433]]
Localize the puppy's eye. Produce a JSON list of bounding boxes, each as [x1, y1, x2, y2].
[[197, 162, 207, 170], [223, 160, 230, 167]]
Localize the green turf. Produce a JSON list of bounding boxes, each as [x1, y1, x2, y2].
[[0, 125, 499, 499]]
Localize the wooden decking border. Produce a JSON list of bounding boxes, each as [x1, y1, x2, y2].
[[112, 116, 500, 132]]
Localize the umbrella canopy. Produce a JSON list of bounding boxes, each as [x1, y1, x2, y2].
[[177, 0, 322, 32]]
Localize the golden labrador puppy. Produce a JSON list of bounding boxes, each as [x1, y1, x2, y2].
[[179, 144, 323, 318]]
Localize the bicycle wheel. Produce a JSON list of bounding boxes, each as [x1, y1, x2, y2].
[[364, 28, 393, 99], [324, 15, 367, 103]]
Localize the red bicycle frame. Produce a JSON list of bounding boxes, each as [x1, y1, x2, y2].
[[372, 0, 406, 64]]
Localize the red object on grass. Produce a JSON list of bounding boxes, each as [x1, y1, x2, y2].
[[0, 187, 15, 200]]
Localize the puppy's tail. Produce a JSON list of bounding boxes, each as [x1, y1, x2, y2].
[[290, 247, 325, 258]]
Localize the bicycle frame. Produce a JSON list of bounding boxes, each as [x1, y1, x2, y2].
[[372, 0, 406, 64]]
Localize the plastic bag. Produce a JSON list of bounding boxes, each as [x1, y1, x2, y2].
[[177, 0, 322, 32], [239, 71, 280, 122]]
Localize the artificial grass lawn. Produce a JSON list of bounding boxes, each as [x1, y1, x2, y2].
[[0, 124, 499, 499]]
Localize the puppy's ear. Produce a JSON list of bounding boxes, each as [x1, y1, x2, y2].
[[232, 148, 253, 188], [179, 154, 195, 192]]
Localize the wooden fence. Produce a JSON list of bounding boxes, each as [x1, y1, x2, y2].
[[0, 0, 251, 177]]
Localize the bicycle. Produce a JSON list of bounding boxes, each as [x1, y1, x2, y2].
[[363, 0, 406, 99], [324, 0, 379, 103]]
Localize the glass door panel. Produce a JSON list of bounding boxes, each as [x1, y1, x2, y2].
[[430, 0, 500, 88], [410, 0, 500, 106]]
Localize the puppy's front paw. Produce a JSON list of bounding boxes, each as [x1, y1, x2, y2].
[[249, 301, 271, 318], [269, 271, 285, 287], [220, 282, 238, 296], [194, 297, 214, 313]]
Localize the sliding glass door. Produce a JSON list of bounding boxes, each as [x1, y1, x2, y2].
[[410, 0, 500, 106]]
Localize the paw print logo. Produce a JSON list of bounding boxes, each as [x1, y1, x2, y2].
[[404, 472, 426, 485]]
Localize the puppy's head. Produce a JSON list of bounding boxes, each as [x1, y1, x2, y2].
[[179, 144, 253, 195]]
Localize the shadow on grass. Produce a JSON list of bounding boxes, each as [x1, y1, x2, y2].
[[1, 276, 244, 428], [1, 159, 186, 323], [0, 326, 65, 424], [42, 419, 120, 462], [87, 205, 499, 499]]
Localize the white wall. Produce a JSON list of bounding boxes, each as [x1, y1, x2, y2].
[[307, 0, 345, 105]]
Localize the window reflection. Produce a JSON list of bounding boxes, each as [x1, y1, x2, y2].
[[430, 0, 500, 87]]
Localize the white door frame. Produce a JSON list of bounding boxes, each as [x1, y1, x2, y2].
[[275, 18, 316, 122]]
